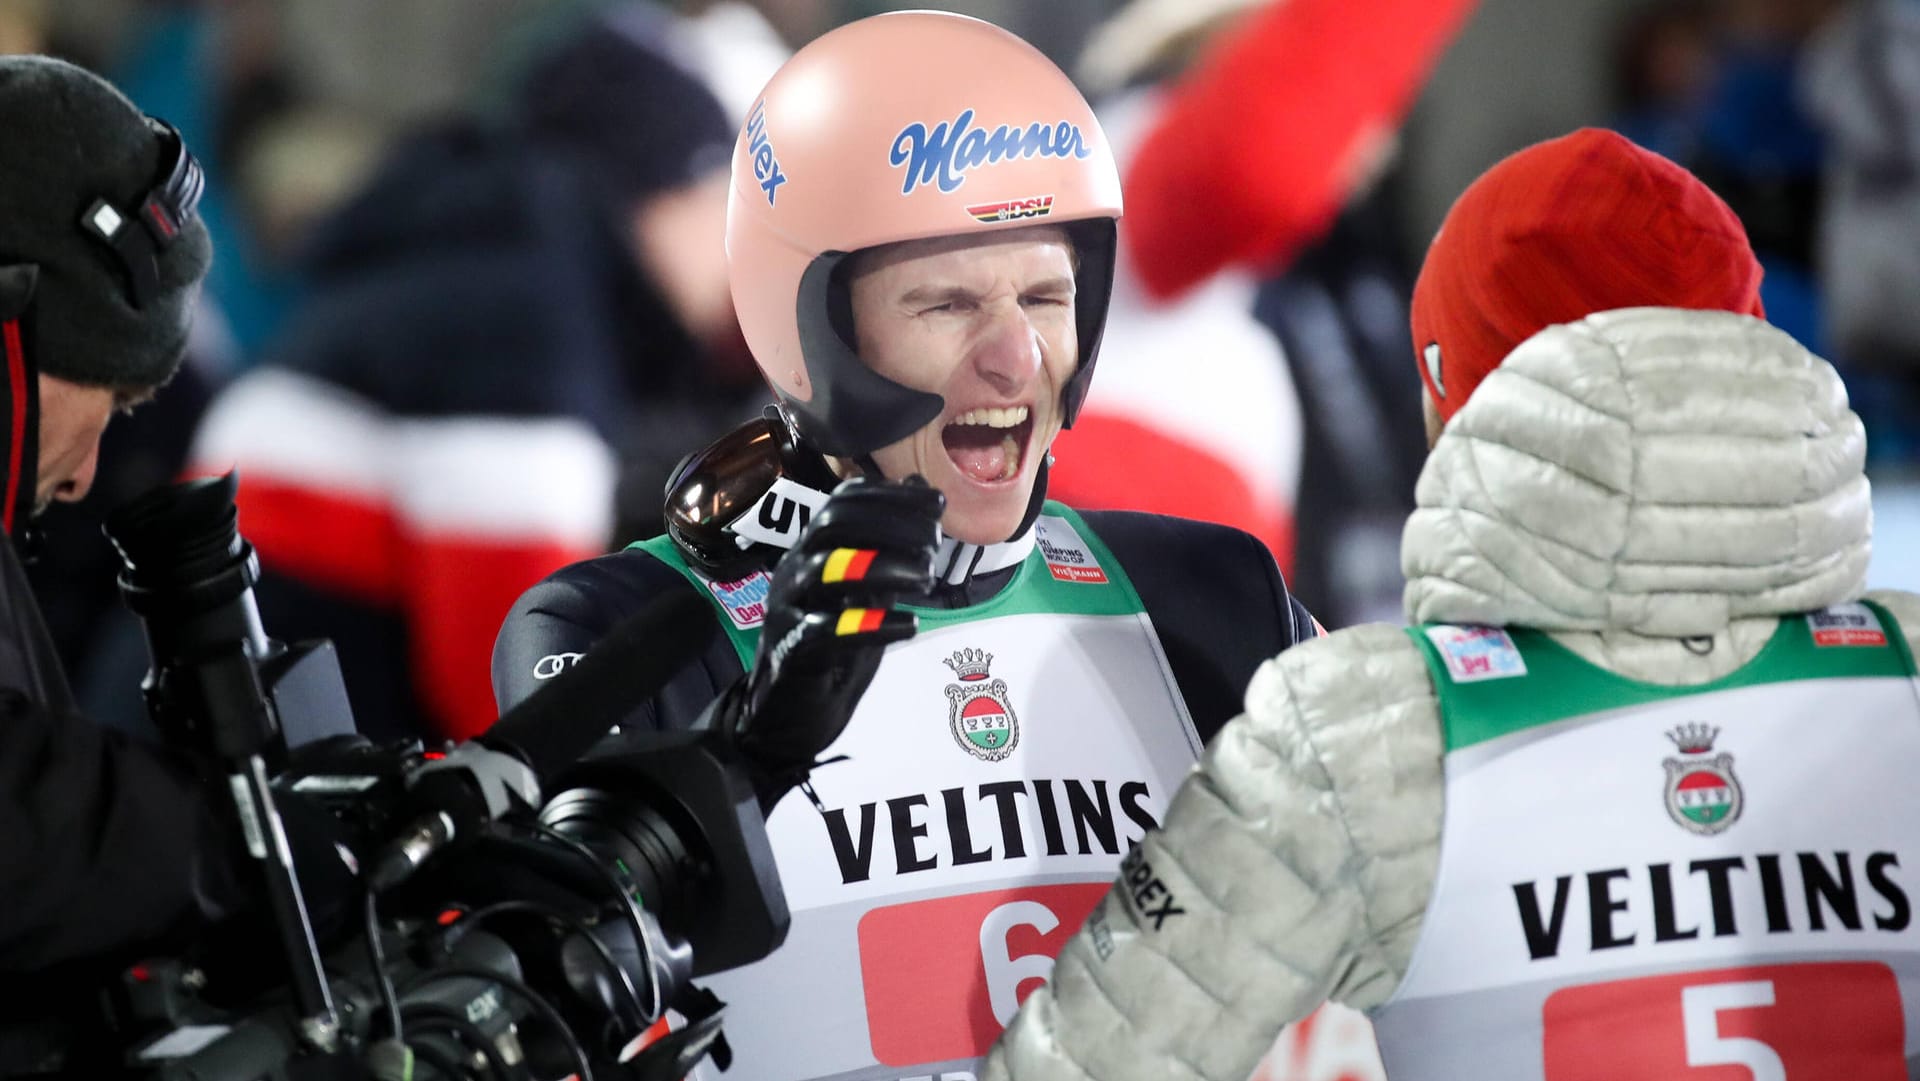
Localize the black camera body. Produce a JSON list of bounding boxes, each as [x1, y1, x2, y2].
[[94, 474, 789, 1080]]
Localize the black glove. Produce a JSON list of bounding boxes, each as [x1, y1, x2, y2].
[[707, 475, 942, 810]]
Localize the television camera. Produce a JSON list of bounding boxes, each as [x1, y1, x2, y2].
[[94, 472, 788, 1080]]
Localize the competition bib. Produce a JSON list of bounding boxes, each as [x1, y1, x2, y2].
[[1374, 604, 1920, 1080], [637, 504, 1200, 1080]]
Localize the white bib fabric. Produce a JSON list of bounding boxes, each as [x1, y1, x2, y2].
[[651, 507, 1201, 1081], [1376, 609, 1920, 1080]]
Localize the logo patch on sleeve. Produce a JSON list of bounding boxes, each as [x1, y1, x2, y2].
[[1033, 516, 1107, 584], [1807, 603, 1887, 647], [705, 570, 773, 629], [1424, 625, 1527, 683]]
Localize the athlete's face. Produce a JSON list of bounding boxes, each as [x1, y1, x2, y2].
[[846, 226, 1077, 545]]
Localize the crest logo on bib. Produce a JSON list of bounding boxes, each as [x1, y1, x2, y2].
[[943, 648, 1018, 762], [1662, 723, 1743, 835]]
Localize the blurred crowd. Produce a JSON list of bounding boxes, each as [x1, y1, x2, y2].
[[6, 0, 1920, 1071]]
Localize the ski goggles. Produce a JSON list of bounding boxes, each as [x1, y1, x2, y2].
[[663, 409, 837, 578]]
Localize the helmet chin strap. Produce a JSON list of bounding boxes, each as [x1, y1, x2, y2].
[[1010, 452, 1052, 542], [840, 446, 1052, 546]]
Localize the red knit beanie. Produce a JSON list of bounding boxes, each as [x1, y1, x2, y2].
[[1410, 127, 1765, 422]]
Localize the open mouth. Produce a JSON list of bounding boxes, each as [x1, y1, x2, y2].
[[941, 405, 1033, 484]]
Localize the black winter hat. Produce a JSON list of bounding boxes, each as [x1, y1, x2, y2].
[[0, 56, 211, 389], [512, 5, 733, 207]]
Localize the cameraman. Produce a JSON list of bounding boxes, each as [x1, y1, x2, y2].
[[0, 57, 259, 1006]]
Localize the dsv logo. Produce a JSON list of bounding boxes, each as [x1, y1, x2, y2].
[[532, 652, 584, 680]]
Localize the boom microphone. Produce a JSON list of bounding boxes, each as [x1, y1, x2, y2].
[[481, 587, 715, 783]]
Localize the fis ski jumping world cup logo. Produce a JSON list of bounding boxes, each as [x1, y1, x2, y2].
[[1662, 723, 1743, 835], [944, 648, 1018, 762]]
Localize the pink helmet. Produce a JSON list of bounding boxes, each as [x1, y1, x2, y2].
[[726, 11, 1123, 458]]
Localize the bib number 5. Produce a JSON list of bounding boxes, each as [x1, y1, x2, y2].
[[1543, 962, 1905, 1080], [1682, 981, 1784, 1080]]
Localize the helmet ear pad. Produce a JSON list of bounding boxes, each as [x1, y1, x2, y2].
[[789, 250, 946, 459], [783, 215, 1120, 461], [1058, 217, 1116, 431]]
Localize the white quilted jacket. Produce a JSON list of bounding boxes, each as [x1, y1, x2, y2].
[[985, 307, 1913, 1081]]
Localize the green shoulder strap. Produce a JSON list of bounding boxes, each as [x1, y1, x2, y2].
[[907, 502, 1147, 633], [629, 535, 762, 668], [626, 501, 1148, 666], [1406, 601, 1916, 753]]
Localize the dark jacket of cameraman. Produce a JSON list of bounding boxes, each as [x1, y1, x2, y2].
[[0, 531, 250, 975], [0, 57, 276, 1073]]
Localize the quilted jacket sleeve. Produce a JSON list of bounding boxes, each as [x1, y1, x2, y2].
[[986, 623, 1445, 1081]]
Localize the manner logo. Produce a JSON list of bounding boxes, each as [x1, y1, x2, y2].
[[943, 648, 1018, 761], [890, 109, 1091, 195]]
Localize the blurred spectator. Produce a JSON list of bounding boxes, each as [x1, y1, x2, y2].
[[1803, 6, 1920, 355], [1106, 0, 1475, 301], [104, 1, 295, 359], [229, 105, 385, 268], [1608, 0, 1715, 162], [1057, 0, 1467, 618], [189, 3, 764, 742], [1673, 0, 1840, 355], [1048, 84, 1306, 574], [676, 0, 796, 121], [1254, 188, 1428, 628], [1801, 0, 1920, 467], [0, 0, 46, 54], [1600, 0, 1908, 459]]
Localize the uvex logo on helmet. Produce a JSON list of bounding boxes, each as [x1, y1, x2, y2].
[[744, 99, 788, 206], [889, 108, 1091, 195]]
